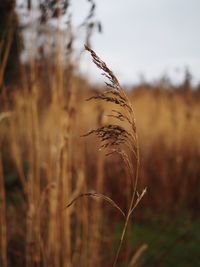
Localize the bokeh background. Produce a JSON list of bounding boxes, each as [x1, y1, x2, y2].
[[0, 1, 200, 267]]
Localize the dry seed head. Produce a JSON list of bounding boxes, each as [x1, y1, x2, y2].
[[87, 94, 132, 112], [83, 46, 146, 267], [85, 45, 120, 89], [84, 46, 136, 132], [84, 46, 138, 159], [82, 124, 133, 151]]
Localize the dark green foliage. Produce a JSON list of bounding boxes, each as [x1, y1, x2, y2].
[[115, 214, 200, 267]]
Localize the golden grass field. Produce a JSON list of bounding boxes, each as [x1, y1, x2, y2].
[[0, 3, 200, 264], [0, 50, 200, 266]]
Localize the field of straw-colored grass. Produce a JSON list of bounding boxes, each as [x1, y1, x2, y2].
[[0, 54, 200, 267]]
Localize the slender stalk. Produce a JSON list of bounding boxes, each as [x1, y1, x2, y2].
[[83, 46, 146, 267], [113, 136, 140, 267]]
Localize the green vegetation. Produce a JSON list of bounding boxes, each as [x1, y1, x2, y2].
[[115, 214, 200, 267]]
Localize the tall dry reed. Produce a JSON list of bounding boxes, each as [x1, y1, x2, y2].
[[67, 46, 146, 266]]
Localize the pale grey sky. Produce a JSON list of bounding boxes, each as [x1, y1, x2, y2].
[[73, 0, 200, 85]]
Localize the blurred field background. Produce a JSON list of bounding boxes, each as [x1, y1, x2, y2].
[[0, 1, 200, 267]]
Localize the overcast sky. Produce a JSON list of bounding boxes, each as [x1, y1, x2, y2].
[[72, 0, 200, 85]]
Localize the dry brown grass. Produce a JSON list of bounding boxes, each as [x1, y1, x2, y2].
[[1, 62, 200, 267], [0, 52, 93, 266], [0, 29, 200, 267], [66, 46, 146, 267]]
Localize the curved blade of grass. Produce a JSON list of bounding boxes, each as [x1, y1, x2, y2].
[[65, 192, 125, 217]]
